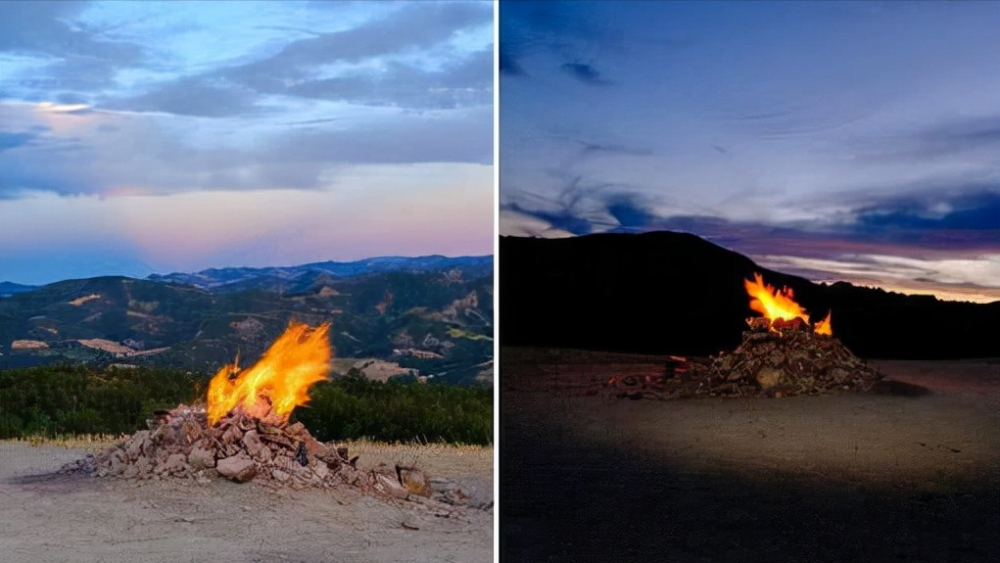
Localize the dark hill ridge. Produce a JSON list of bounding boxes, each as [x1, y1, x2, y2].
[[500, 232, 1000, 359]]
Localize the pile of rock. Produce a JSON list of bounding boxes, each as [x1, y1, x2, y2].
[[58, 404, 432, 501], [659, 317, 883, 398]]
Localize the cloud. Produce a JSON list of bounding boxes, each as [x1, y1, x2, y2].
[[0, 99, 492, 199], [501, 182, 661, 236], [499, 1, 618, 80], [852, 187, 1000, 233], [285, 48, 493, 110], [560, 62, 610, 85], [500, 200, 594, 236], [604, 193, 658, 229], [853, 114, 1000, 161], [222, 2, 491, 99], [0, 130, 37, 151], [498, 49, 525, 76], [0, 1, 144, 100], [103, 77, 262, 118]]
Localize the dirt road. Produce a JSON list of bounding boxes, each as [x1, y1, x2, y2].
[[0, 441, 493, 563], [500, 348, 1000, 562]]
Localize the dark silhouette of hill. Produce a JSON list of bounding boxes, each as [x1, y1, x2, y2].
[[500, 232, 1000, 359]]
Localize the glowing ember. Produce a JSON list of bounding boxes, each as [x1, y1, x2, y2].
[[206, 320, 332, 426], [744, 273, 832, 336]]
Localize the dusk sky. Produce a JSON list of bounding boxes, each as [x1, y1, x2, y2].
[[0, 0, 493, 286], [499, 1, 1000, 303]]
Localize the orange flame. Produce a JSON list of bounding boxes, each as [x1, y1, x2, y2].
[[744, 273, 832, 336], [814, 311, 833, 336], [206, 320, 332, 426]]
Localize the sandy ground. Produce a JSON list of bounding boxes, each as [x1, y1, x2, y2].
[[500, 348, 1000, 563], [0, 441, 493, 563]]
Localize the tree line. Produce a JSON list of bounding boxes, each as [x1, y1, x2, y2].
[[0, 364, 492, 445]]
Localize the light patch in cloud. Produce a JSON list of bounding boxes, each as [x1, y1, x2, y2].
[[0, 162, 491, 282], [498, 209, 576, 239], [755, 253, 1000, 304]]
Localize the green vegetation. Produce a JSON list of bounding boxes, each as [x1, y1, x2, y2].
[[0, 364, 492, 445], [0, 364, 200, 438], [296, 372, 493, 445]]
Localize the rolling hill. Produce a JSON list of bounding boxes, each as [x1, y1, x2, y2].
[[0, 259, 493, 384], [500, 232, 999, 359]]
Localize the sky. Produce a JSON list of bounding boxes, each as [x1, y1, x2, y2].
[[0, 0, 494, 286], [499, 0, 1000, 304]]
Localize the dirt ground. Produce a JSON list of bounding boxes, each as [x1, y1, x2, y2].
[[0, 440, 493, 563], [500, 347, 1000, 563]]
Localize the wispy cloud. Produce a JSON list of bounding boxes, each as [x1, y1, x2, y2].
[[499, 0, 1000, 302], [0, 1, 493, 284]]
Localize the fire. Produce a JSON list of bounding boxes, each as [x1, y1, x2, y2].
[[814, 311, 833, 336], [744, 272, 832, 336], [206, 320, 332, 426]]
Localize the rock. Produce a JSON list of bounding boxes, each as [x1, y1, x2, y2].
[[134, 454, 152, 474], [188, 443, 216, 470], [256, 444, 273, 463], [152, 424, 178, 446], [756, 367, 783, 389], [242, 430, 265, 458], [271, 469, 290, 482], [180, 419, 203, 445], [397, 466, 432, 497], [374, 474, 410, 500], [162, 453, 187, 474], [303, 436, 325, 457], [221, 425, 242, 445], [216, 455, 257, 483], [108, 449, 126, 472], [312, 463, 330, 481], [126, 431, 151, 461]]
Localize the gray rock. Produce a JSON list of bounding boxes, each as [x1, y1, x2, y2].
[[216, 454, 257, 483]]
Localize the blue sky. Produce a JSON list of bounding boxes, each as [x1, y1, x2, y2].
[[499, 0, 1000, 303], [0, 0, 494, 285]]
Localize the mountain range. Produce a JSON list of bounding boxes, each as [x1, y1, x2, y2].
[[1, 255, 493, 384], [500, 232, 999, 360], [146, 255, 493, 291]]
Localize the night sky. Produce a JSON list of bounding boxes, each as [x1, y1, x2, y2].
[[0, 0, 494, 285], [499, 1, 1000, 303]]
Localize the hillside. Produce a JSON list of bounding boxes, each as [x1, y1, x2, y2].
[[0, 282, 38, 296], [0, 264, 493, 384], [500, 232, 1000, 359]]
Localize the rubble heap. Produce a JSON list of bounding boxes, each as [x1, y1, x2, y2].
[[651, 317, 884, 399], [59, 404, 432, 501], [607, 274, 884, 400]]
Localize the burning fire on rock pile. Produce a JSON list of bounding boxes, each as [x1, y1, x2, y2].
[[606, 272, 882, 399], [60, 320, 456, 503], [744, 272, 832, 336]]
